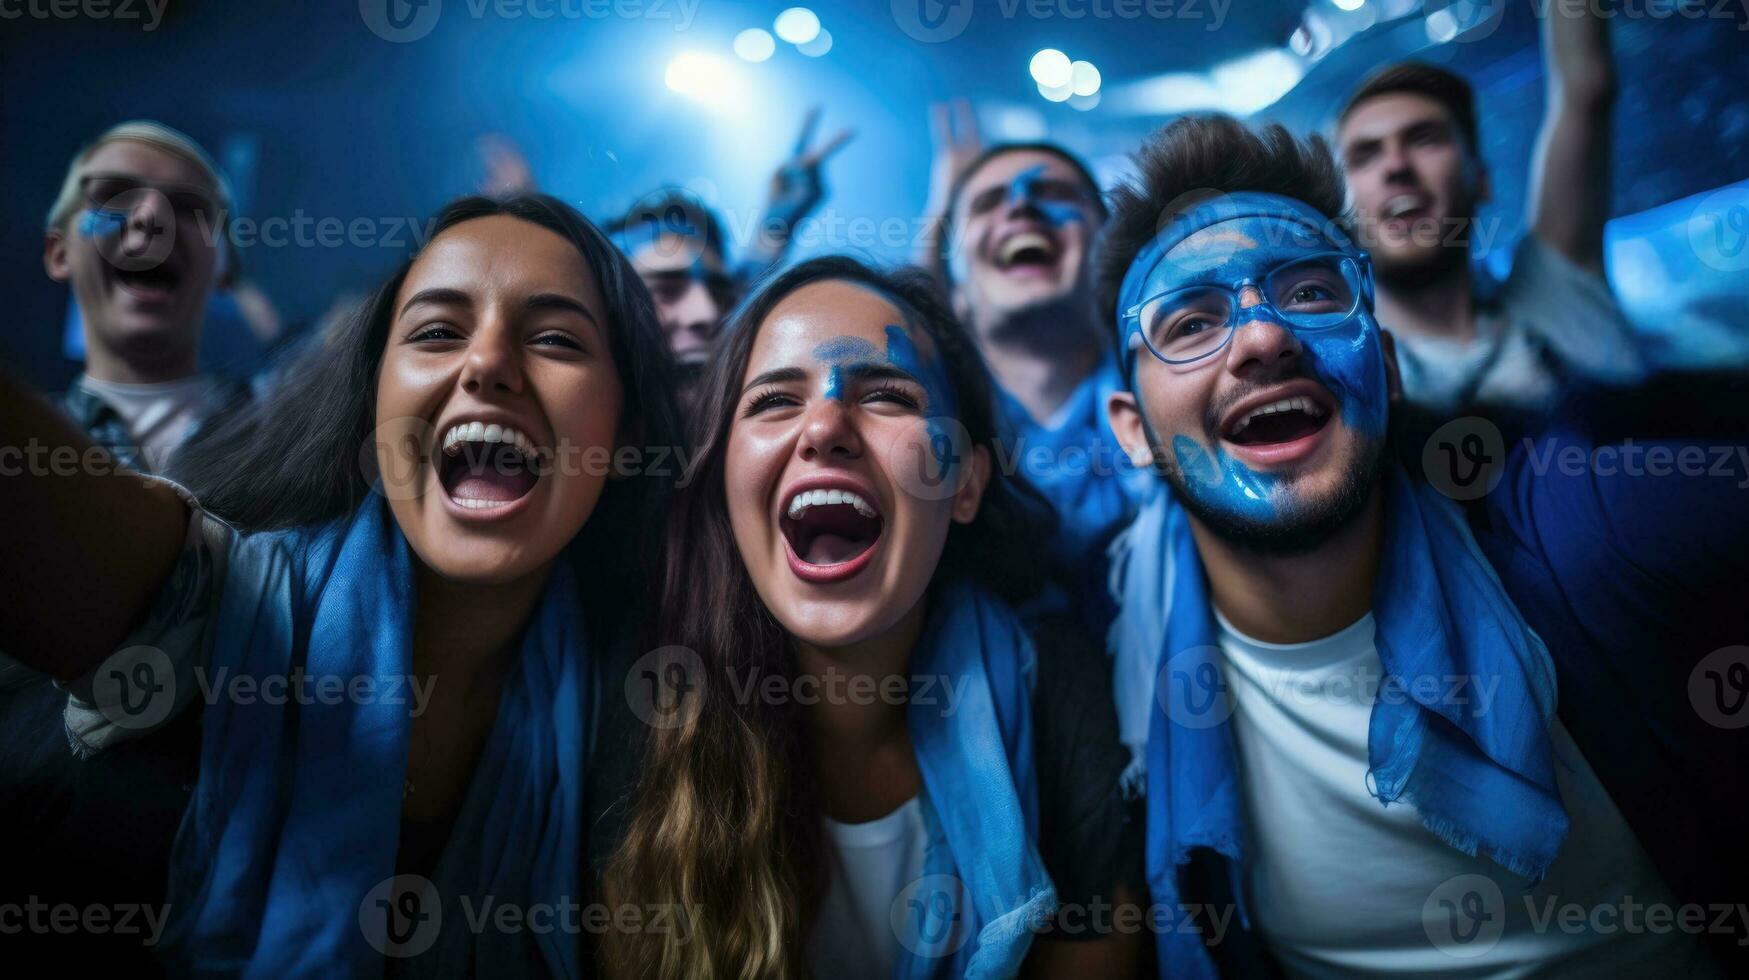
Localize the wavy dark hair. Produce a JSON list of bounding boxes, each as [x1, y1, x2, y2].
[[171, 193, 683, 641], [601, 256, 1053, 977]]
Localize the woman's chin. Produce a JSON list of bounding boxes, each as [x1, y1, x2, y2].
[[774, 601, 887, 653]]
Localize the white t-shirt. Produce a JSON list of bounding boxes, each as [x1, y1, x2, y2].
[[1216, 609, 1717, 979], [76, 373, 214, 470], [807, 797, 928, 980], [1394, 237, 1647, 418]]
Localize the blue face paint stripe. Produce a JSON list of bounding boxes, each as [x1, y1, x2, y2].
[[883, 324, 961, 482], [1007, 164, 1084, 229], [78, 207, 128, 239], [806, 321, 963, 481], [810, 336, 882, 403]]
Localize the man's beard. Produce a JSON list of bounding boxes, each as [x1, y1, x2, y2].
[[1373, 236, 1468, 291], [1365, 204, 1474, 291], [1142, 411, 1386, 557]]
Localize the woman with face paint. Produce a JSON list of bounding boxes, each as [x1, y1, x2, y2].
[[0, 194, 681, 975], [601, 257, 1144, 977]]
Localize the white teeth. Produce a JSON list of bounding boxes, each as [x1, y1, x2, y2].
[[1228, 396, 1328, 436], [785, 488, 878, 520], [453, 497, 505, 510], [1384, 195, 1422, 219], [441, 420, 540, 459], [997, 232, 1055, 267]]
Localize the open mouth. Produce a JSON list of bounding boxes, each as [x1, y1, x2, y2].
[[1223, 395, 1331, 448], [438, 421, 543, 513], [779, 485, 884, 582], [1380, 193, 1433, 229], [113, 263, 182, 302], [993, 230, 1059, 274]]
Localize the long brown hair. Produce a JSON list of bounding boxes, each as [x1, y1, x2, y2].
[[600, 257, 1051, 978]]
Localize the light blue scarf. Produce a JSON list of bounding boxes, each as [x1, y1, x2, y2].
[[997, 354, 1156, 577], [163, 497, 590, 979], [1108, 467, 1568, 977], [894, 580, 1058, 978]]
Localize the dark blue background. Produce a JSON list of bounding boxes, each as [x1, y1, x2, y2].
[[4, 0, 1745, 389]]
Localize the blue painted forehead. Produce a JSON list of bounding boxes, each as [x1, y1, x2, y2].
[[1115, 192, 1357, 352], [1118, 192, 1352, 300]]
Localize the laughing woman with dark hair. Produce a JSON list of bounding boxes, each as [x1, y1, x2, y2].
[[601, 256, 1144, 978], [0, 194, 681, 975]]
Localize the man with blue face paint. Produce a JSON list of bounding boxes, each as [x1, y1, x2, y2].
[[933, 132, 1154, 630], [1099, 116, 1745, 977], [40, 121, 249, 476]]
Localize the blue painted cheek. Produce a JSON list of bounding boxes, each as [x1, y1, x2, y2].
[[1299, 313, 1389, 439], [1172, 434, 1281, 521]]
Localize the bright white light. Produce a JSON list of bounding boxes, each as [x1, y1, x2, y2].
[[1425, 7, 1458, 42], [1070, 91, 1101, 111], [1332, 0, 1365, 11], [1114, 72, 1220, 114], [774, 7, 820, 45], [798, 28, 832, 57], [733, 28, 776, 62], [1070, 60, 1101, 97], [665, 52, 740, 105], [1208, 48, 1306, 115], [1038, 80, 1073, 103], [1029, 48, 1072, 89]]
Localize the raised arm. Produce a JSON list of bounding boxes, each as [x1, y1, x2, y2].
[[0, 372, 188, 680], [1526, 1, 1618, 275], [742, 106, 855, 275], [915, 99, 983, 273]]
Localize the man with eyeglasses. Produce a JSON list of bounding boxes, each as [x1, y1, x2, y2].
[[1100, 115, 1743, 977], [931, 116, 1155, 630], [42, 120, 247, 475]]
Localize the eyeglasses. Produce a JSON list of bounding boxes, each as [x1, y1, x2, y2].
[[1123, 251, 1371, 366], [80, 173, 222, 224]]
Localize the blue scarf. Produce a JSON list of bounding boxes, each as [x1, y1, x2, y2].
[[997, 355, 1156, 576], [163, 497, 590, 979], [894, 581, 1058, 978], [1108, 468, 1568, 977]]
